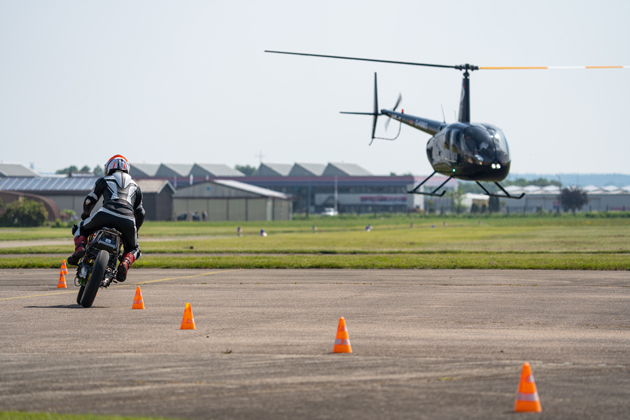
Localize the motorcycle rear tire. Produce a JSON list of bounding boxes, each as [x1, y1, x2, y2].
[[80, 250, 108, 308]]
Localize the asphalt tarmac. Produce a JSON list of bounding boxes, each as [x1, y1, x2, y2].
[[1, 268, 629, 419]]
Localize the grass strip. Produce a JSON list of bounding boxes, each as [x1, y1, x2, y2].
[[4, 223, 630, 255], [3, 247, 630, 255], [0, 412, 178, 420], [1, 254, 628, 270], [3, 214, 630, 242]]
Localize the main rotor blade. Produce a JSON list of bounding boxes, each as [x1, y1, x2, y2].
[[266, 51, 629, 71], [265, 50, 458, 70], [480, 65, 629, 70]]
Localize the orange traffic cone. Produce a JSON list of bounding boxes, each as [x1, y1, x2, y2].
[[514, 362, 542, 412], [180, 303, 196, 330], [132, 286, 145, 309], [61, 259, 68, 275], [57, 271, 67, 288], [333, 317, 352, 353]]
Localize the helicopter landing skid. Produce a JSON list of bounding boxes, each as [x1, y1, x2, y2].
[[475, 181, 525, 200], [406, 171, 450, 197]]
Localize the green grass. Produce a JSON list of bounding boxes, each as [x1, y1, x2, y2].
[[3, 215, 630, 269], [142, 224, 630, 254], [0, 228, 71, 241], [3, 213, 630, 241], [4, 220, 630, 254], [0, 412, 177, 420], [1, 253, 629, 270]]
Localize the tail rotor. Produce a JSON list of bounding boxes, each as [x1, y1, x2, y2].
[[340, 72, 382, 145], [384, 93, 402, 131], [339, 73, 402, 144]]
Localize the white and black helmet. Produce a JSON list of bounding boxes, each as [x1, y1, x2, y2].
[[105, 155, 130, 176]]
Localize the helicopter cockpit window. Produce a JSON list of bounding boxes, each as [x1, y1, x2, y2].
[[495, 129, 509, 158], [485, 125, 510, 160], [459, 127, 496, 164], [446, 128, 461, 153]]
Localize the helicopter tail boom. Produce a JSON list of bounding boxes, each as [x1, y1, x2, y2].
[[381, 110, 445, 136]]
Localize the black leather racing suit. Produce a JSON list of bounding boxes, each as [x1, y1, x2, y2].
[[74, 170, 145, 258]]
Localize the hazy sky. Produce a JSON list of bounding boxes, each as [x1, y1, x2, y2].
[[1, 0, 629, 176]]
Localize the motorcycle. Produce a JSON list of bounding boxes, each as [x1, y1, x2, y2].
[[73, 227, 124, 308]]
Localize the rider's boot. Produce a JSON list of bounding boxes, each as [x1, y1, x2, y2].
[[115, 252, 136, 282], [67, 236, 87, 265]]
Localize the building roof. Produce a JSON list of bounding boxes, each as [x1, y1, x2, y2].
[[254, 163, 293, 177], [0, 176, 97, 192], [523, 185, 541, 193], [542, 185, 560, 193], [155, 163, 194, 178], [135, 179, 176, 194], [102, 161, 378, 179], [130, 163, 160, 177], [322, 162, 372, 177], [583, 185, 601, 193], [464, 193, 490, 199], [242, 174, 456, 188], [0, 163, 39, 177], [213, 179, 289, 199], [191, 163, 244, 177], [504, 185, 522, 194], [502, 184, 630, 195], [289, 163, 326, 177], [0, 177, 175, 196], [603, 185, 620, 193], [175, 179, 290, 199]]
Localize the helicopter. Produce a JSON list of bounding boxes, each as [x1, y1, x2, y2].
[[266, 50, 627, 199]]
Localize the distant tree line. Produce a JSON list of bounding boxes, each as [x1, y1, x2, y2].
[[235, 165, 256, 176], [56, 165, 103, 176]]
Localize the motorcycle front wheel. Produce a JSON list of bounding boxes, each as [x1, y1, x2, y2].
[[80, 250, 109, 308], [76, 285, 85, 306]]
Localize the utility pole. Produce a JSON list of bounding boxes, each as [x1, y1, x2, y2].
[[334, 176, 338, 213], [307, 183, 311, 217]]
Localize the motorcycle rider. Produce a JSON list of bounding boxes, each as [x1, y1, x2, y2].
[[68, 155, 145, 282]]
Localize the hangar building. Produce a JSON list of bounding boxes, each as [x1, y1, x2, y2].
[[245, 162, 454, 214], [173, 179, 292, 221], [503, 185, 630, 213], [0, 176, 175, 221], [127, 161, 457, 214]]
